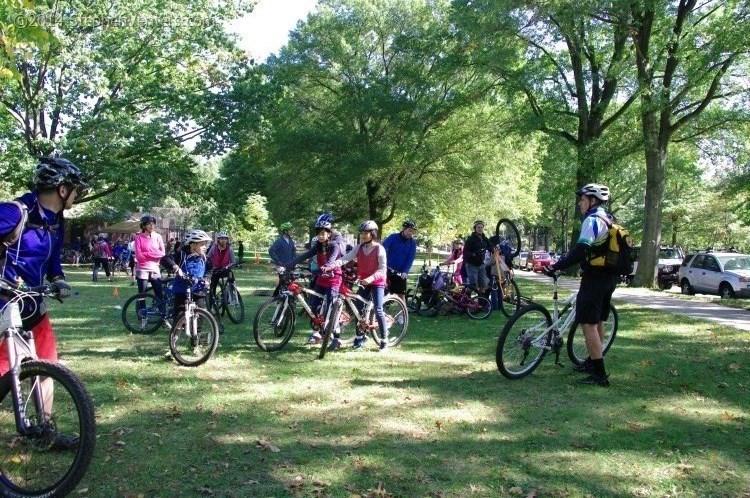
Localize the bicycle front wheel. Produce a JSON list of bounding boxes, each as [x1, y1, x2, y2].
[[0, 360, 96, 498], [170, 308, 220, 367], [498, 278, 521, 318], [319, 299, 342, 359], [495, 218, 521, 258], [496, 304, 552, 379], [223, 282, 245, 324], [253, 297, 296, 352], [121, 292, 162, 334], [566, 304, 618, 366]]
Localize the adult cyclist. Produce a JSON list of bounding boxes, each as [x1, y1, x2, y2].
[[543, 183, 617, 387], [134, 214, 169, 328], [382, 220, 417, 303], [0, 157, 89, 449]]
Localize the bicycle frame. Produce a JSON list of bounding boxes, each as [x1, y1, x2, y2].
[[529, 277, 578, 350]]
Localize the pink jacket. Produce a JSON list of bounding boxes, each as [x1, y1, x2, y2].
[[134, 231, 165, 273]]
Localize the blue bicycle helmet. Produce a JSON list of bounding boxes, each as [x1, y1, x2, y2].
[[315, 213, 334, 231]]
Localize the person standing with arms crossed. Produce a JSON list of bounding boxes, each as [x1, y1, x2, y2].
[[543, 183, 617, 387], [382, 220, 417, 303]]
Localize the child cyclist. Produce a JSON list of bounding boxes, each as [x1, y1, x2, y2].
[[160, 230, 213, 317], [284, 213, 346, 347], [323, 220, 389, 351]]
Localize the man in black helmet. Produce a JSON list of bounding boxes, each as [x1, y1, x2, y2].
[[0, 156, 89, 448]]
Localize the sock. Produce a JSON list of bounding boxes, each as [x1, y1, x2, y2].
[[591, 358, 606, 377]]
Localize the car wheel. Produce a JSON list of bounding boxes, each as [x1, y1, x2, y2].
[[680, 279, 694, 296], [719, 283, 735, 299]]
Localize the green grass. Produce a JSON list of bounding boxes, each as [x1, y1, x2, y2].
[[41, 266, 750, 497]]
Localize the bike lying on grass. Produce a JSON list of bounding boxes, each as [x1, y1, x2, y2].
[[0, 279, 96, 497]]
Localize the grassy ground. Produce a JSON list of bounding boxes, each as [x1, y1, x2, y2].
[[43, 265, 749, 497]]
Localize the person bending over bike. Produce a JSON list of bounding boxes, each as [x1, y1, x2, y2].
[[284, 213, 345, 346], [134, 214, 169, 328], [161, 230, 213, 318], [323, 220, 389, 352], [0, 156, 89, 449], [207, 230, 236, 300], [543, 183, 617, 387]]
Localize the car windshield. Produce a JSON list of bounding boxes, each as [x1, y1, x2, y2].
[[659, 249, 682, 259], [718, 256, 750, 271]]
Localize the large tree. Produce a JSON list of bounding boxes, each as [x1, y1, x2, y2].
[[0, 0, 253, 208], [629, 0, 749, 286]]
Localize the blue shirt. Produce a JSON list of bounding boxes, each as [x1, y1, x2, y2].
[[171, 252, 208, 295], [382, 232, 417, 274]]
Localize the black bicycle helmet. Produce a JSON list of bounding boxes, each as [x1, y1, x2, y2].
[[402, 219, 417, 230], [34, 157, 89, 193], [140, 215, 157, 229]]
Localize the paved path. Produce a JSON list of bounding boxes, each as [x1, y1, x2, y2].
[[515, 271, 750, 332]]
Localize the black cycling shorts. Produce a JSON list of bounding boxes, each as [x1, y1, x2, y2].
[[576, 271, 618, 325], [387, 272, 408, 295]]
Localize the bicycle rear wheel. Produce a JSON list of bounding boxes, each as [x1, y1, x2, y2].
[[566, 304, 618, 365], [496, 304, 552, 379], [0, 360, 96, 498], [169, 308, 219, 367], [498, 278, 521, 318], [370, 295, 408, 347], [223, 282, 245, 324], [121, 293, 162, 334], [495, 218, 521, 258], [466, 295, 492, 319], [253, 297, 296, 352]]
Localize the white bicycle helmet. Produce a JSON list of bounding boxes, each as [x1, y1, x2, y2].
[[216, 230, 229, 239], [576, 183, 610, 202], [359, 220, 378, 232], [184, 229, 212, 244]]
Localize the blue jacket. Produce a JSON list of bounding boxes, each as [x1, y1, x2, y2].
[[382, 232, 417, 274], [1, 192, 65, 327], [268, 235, 296, 265], [170, 252, 208, 295]]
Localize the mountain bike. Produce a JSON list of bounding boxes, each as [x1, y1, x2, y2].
[[207, 263, 244, 324], [168, 276, 220, 367], [420, 285, 492, 319], [495, 271, 618, 379], [318, 278, 409, 359], [407, 264, 453, 315], [121, 278, 175, 334], [254, 268, 408, 355], [0, 279, 96, 497]]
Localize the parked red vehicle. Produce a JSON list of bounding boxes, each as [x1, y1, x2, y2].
[[525, 251, 553, 272]]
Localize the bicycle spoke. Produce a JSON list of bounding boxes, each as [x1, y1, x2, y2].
[[496, 304, 551, 379]]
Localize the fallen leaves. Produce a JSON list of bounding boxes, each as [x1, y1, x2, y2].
[[255, 439, 280, 452]]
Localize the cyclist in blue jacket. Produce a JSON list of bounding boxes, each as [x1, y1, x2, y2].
[[0, 157, 88, 449], [382, 220, 417, 302]]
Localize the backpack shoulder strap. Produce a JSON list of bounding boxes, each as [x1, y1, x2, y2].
[[592, 211, 613, 228]]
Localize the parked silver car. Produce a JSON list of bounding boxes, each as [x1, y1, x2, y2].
[[513, 251, 529, 270], [678, 251, 750, 298]]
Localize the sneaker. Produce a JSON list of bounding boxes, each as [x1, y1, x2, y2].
[[140, 318, 148, 330], [328, 338, 343, 351], [107, 277, 112, 282], [162, 319, 172, 329], [51, 433, 79, 451], [573, 358, 594, 373], [577, 373, 610, 387], [353, 335, 369, 350], [379, 340, 388, 352], [396, 315, 404, 326], [307, 332, 322, 345]]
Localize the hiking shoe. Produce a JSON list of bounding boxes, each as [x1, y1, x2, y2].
[[353, 335, 369, 350], [379, 340, 389, 352], [328, 338, 343, 351], [51, 433, 79, 451], [573, 358, 594, 373], [307, 332, 322, 345], [577, 373, 610, 387]]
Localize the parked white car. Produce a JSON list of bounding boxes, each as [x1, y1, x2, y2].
[[630, 246, 685, 289], [677, 251, 750, 298], [513, 251, 529, 270]]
